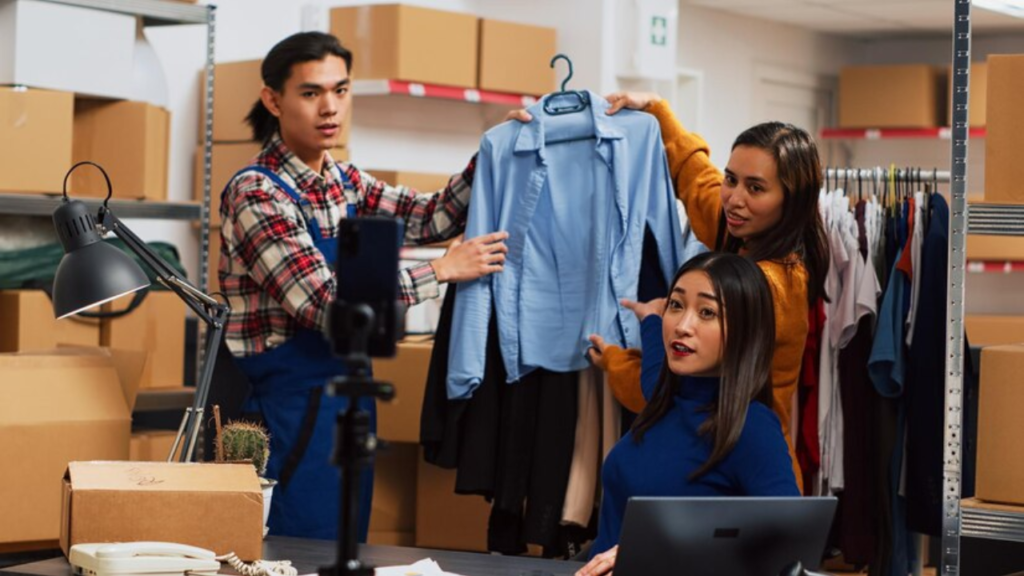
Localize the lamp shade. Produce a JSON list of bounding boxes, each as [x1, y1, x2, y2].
[[51, 199, 149, 319]]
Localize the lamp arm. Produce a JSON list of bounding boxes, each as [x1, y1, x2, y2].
[[95, 207, 229, 462], [98, 208, 220, 324]]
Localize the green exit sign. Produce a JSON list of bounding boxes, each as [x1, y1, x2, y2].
[[650, 16, 667, 46]]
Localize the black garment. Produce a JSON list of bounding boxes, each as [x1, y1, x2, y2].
[[835, 200, 879, 566], [905, 194, 948, 536], [420, 288, 583, 556]]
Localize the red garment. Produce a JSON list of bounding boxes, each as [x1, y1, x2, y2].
[[796, 298, 826, 494], [896, 197, 915, 280]]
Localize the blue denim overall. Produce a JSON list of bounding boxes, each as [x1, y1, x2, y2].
[[229, 165, 374, 540]]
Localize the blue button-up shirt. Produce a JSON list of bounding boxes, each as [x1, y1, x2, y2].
[[446, 92, 687, 400]]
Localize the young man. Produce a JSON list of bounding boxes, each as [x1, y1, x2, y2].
[[219, 31, 506, 540]]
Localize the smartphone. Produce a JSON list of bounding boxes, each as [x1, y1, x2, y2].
[[333, 217, 404, 358]]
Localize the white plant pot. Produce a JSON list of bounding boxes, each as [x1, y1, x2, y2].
[[260, 478, 277, 537]]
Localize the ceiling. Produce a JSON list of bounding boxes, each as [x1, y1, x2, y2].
[[682, 0, 1024, 36]]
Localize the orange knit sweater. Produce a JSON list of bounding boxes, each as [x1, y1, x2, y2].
[[598, 99, 810, 491]]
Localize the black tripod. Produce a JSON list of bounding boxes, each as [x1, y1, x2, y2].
[[319, 302, 394, 576]]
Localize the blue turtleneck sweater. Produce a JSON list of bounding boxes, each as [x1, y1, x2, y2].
[[590, 316, 799, 557]]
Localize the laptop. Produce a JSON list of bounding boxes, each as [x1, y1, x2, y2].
[[614, 497, 838, 576]]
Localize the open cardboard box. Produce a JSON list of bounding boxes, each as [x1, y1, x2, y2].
[[60, 461, 263, 561], [0, 347, 145, 545]]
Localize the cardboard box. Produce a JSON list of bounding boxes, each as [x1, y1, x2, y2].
[[72, 99, 170, 201], [478, 19, 556, 96], [374, 338, 432, 443], [967, 315, 1016, 351], [839, 65, 944, 128], [0, 349, 144, 544], [0, 87, 73, 194], [985, 55, 1024, 203], [977, 344, 1024, 505], [130, 430, 184, 462], [0, 0, 134, 99], [370, 442, 418, 534], [948, 62, 987, 127], [203, 60, 263, 143], [194, 143, 350, 227], [966, 316, 1024, 347], [367, 531, 416, 547], [60, 461, 263, 560], [331, 4, 479, 89], [0, 290, 101, 352], [365, 170, 452, 194], [966, 234, 1024, 262], [415, 456, 491, 552], [102, 291, 186, 390]]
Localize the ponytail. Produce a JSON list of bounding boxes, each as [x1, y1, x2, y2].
[[246, 99, 278, 145]]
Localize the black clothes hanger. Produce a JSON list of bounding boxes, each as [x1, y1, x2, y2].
[[543, 54, 590, 115]]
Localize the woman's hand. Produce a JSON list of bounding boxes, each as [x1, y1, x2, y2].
[[620, 297, 666, 321], [431, 231, 509, 283], [504, 109, 533, 123], [604, 92, 662, 115], [587, 334, 612, 365], [576, 545, 618, 576]]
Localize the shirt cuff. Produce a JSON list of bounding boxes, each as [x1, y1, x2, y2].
[[400, 261, 441, 306]]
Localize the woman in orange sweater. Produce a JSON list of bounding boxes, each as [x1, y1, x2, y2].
[[585, 93, 830, 492]]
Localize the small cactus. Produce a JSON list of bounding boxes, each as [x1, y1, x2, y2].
[[220, 421, 270, 477]]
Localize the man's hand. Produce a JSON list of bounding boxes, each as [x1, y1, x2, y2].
[[430, 231, 509, 283], [604, 92, 661, 115], [576, 545, 618, 576], [620, 297, 666, 322]]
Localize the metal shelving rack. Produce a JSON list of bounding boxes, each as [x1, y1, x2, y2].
[[1, 0, 217, 413], [939, 0, 1024, 570]]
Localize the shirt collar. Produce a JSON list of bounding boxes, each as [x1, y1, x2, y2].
[[266, 134, 338, 187], [513, 91, 626, 153]]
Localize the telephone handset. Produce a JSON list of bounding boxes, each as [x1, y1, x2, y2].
[[70, 542, 220, 576]]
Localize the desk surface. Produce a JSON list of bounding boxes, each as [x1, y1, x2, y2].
[[0, 537, 583, 576]]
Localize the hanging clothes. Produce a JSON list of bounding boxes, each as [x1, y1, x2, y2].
[[446, 92, 686, 400], [835, 199, 883, 566], [905, 193, 949, 536]]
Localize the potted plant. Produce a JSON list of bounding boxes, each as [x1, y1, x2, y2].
[[216, 416, 275, 535]]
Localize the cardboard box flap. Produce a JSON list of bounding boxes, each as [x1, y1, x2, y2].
[[0, 355, 127, 425], [67, 461, 261, 494], [12, 347, 146, 411]]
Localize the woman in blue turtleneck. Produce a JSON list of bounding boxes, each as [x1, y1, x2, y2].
[[578, 252, 800, 576]]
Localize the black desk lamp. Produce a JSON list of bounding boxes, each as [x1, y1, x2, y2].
[[51, 161, 229, 462]]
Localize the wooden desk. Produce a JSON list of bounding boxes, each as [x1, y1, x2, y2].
[[0, 536, 583, 576]]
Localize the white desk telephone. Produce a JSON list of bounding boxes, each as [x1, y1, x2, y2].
[[69, 542, 220, 576], [69, 542, 297, 576]]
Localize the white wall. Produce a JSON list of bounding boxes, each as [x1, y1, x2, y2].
[[674, 4, 858, 168]]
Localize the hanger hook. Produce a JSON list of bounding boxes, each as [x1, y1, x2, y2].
[[550, 53, 574, 92]]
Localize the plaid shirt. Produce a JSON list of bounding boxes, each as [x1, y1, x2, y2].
[[219, 135, 475, 357]]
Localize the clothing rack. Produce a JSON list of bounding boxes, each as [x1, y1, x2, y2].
[[824, 168, 951, 183]]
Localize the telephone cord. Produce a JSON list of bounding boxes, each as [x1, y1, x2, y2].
[[215, 552, 298, 576]]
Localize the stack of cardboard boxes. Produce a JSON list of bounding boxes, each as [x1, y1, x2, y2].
[[962, 54, 1024, 522], [0, 0, 188, 551]]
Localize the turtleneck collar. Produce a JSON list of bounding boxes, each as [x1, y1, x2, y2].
[[677, 375, 721, 403]]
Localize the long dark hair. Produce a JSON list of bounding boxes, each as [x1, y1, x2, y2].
[[715, 122, 830, 305], [631, 252, 776, 480], [246, 32, 353, 145]]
